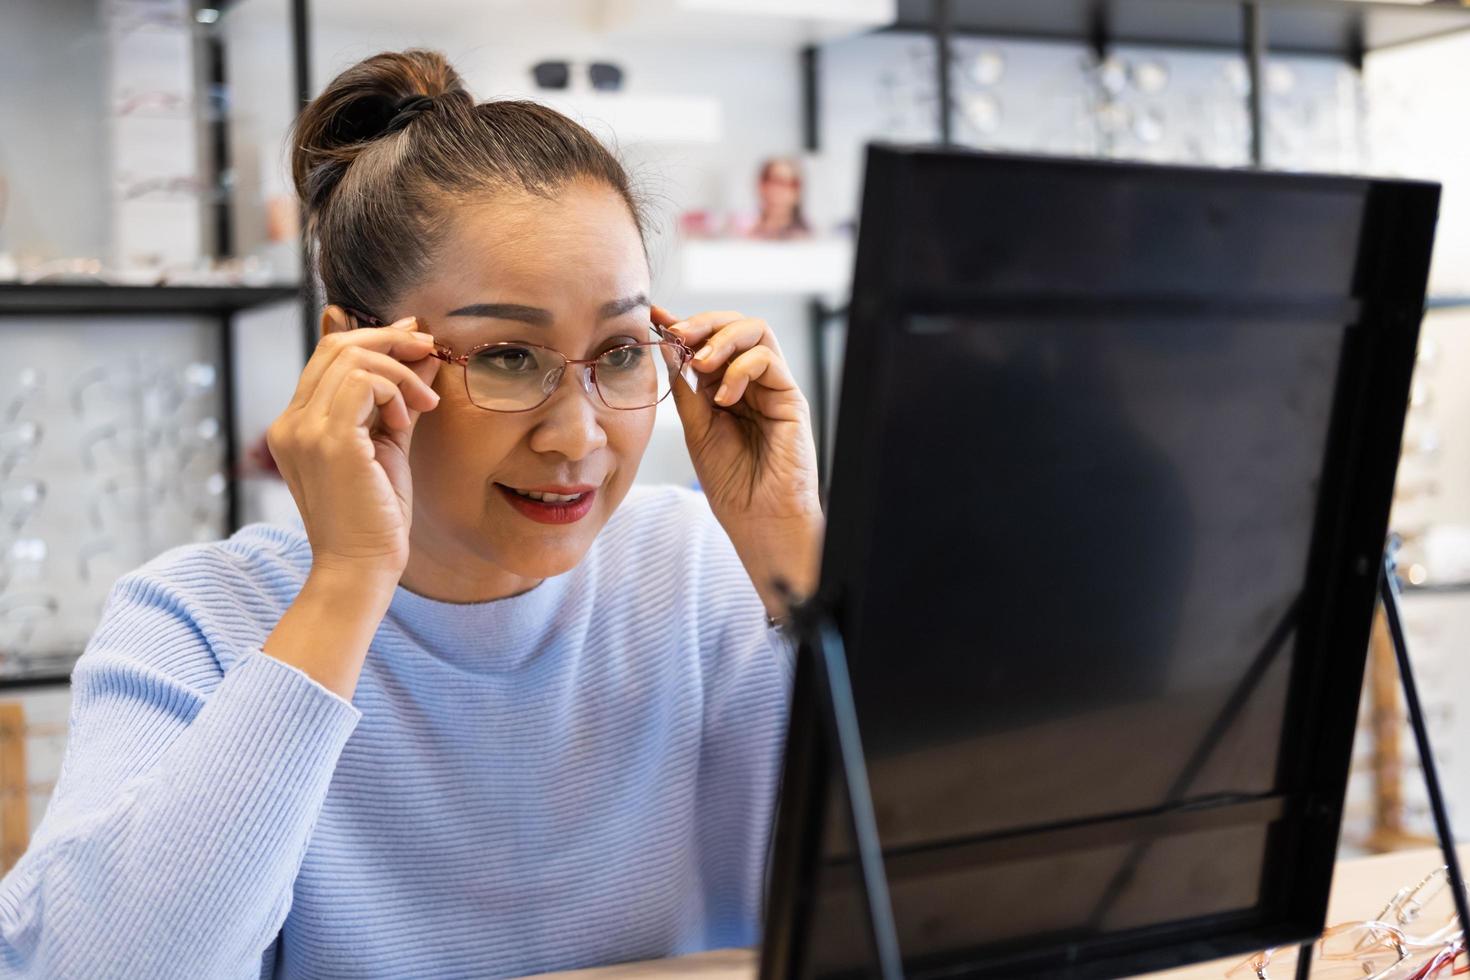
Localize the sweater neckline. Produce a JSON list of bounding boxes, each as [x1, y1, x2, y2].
[[383, 571, 574, 673]]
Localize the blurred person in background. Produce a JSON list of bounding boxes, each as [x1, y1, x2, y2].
[[747, 156, 811, 239]]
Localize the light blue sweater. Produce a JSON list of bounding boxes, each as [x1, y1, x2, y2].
[[0, 484, 794, 979]]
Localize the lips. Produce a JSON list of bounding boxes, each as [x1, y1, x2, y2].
[[494, 483, 598, 525]]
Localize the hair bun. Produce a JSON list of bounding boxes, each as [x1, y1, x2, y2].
[[291, 49, 469, 215]]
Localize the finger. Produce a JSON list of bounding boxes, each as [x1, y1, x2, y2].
[[406, 352, 444, 417], [306, 347, 441, 419], [713, 345, 798, 407], [689, 317, 775, 373], [327, 368, 412, 434], [649, 304, 680, 329], [290, 315, 437, 409], [663, 309, 746, 350], [668, 350, 714, 443]]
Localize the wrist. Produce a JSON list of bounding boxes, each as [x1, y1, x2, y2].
[[729, 513, 825, 620], [264, 566, 397, 700], [308, 558, 403, 603]]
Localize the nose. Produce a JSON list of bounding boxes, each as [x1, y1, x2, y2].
[[527, 362, 607, 461]]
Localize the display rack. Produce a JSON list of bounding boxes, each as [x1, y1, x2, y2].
[[0, 0, 314, 689], [799, 0, 1470, 492]]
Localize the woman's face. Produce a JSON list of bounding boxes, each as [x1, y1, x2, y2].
[[389, 179, 655, 597], [760, 160, 800, 215]]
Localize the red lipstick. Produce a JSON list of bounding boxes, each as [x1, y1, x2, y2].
[[495, 484, 598, 525]]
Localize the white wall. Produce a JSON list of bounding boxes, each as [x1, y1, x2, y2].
[[0, 0, 112, 259]]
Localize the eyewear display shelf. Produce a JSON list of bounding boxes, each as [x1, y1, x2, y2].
[[799, 0, 1470, 491], [0, 281, 302, 691]]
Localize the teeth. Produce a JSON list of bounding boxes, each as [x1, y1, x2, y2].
[[510, 488, 585, 503]]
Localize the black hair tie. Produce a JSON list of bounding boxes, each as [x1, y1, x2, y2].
[[384, 94, 436, 135]]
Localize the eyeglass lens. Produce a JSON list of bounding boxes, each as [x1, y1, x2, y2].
[[462, 342, 679, 411]]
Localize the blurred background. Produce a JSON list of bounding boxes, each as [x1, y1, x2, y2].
[[1, 0, 1469, 874]]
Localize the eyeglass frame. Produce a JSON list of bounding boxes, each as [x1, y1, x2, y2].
[[341, 307, 693, 414], [1228, 920, 1417, 980], [1230, 865, 1466, 979]]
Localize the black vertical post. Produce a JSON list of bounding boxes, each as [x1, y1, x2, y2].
[[206, 16, 238, 532], [935, 0, 953, 146], [801, 44, 819, 153], [1244, 1, 1266, 168], [219, 313, 240, 532], [808, 299, 829, 498], [808, 618, 904, 980], [291, 0, 315, 363], [1293, 941, 1313, 980], [204, 34, 232, 259]]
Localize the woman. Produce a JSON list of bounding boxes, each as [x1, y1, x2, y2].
[[749, 157, 811, 240], [0, 49, 821, 979]]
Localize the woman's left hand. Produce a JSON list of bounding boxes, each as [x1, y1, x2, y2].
[[653, 305, 824, 619]]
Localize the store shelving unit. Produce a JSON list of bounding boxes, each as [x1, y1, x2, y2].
[[796, 0, 1470, 488], [0, 282, 299, 688], [0, 0, 313, 689]]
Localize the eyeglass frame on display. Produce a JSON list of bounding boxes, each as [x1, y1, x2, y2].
[[529, 60, 624, 92], [1230, 866, 1466, 979]]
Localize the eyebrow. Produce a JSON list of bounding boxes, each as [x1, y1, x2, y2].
[[446, 293, 649, 325]]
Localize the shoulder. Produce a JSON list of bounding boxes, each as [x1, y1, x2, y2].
[[85, 521, 313, 684], [126, 520, 313, 601]]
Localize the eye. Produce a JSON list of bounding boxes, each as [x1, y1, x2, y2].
[[472, 345, 541, 374], [599, 345, 647, 371]]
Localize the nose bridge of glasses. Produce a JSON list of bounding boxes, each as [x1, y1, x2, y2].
[[541, 358, 595, 396], [527, 356, 598, 414]]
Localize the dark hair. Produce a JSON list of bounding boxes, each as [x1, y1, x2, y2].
[[290, 49, 645, 321]]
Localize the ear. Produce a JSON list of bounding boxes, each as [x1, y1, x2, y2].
[[320, 304, 353, 338]]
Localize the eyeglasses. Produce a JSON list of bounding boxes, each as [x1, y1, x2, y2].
[[530, 60, 624, 92], [343, 308, 692, 413], [1228, 922, 1418, 980], [1229, 866, 1464, 979]]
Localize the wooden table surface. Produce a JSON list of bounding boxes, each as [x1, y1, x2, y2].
[[526, 846, 1467, 979]]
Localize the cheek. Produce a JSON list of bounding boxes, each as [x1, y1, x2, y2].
[[410, 401, 525, 494], [604, 410, 657, 471]]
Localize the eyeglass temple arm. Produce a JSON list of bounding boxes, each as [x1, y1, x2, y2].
[[652, 323, 692, 354]]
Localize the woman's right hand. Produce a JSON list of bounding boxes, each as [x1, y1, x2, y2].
[[267, 311, 442, 584]]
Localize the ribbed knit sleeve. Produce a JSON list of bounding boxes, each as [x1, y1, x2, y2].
[[0, 571, 361, 980]]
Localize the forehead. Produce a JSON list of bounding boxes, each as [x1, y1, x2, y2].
[[429, 180, 647, 308]]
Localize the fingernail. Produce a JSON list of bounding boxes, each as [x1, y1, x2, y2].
[[714, 383, 730, 404], [694, 345, 713, 361]]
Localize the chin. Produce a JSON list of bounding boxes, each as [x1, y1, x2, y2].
[[500, 542, 588, 580], [488, 517, 605, 578]]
